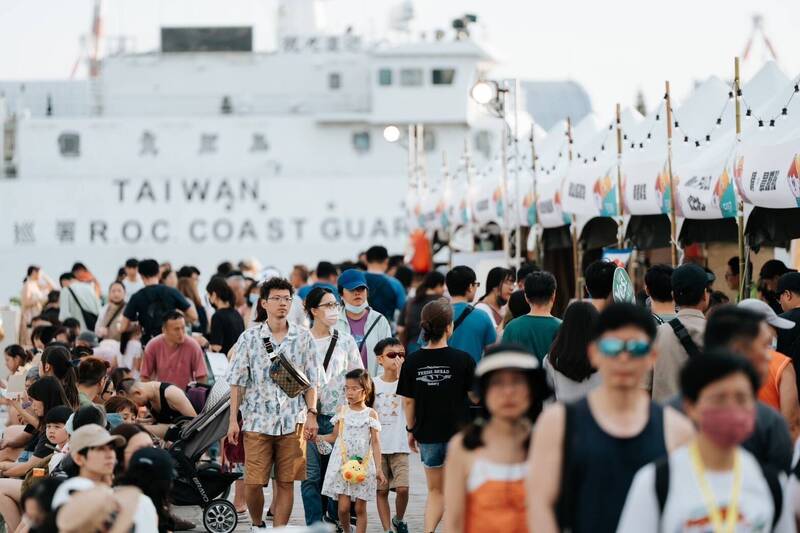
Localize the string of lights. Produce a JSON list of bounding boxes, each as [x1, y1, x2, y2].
[[740, 73, 800, 129]]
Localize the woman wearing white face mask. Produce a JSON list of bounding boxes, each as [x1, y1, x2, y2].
[[301, 287, 364, 526]]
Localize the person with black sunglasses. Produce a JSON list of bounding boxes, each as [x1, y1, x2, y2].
[[373, 337, 410, 533], [527, 302, 694, 533]]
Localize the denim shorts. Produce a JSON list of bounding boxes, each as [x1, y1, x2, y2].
[[418, 442, 448, 468]]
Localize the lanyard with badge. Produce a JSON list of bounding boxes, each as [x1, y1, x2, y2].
[[688, 442, 742, 533]]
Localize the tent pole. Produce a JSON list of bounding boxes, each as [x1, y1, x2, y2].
[[664, 81, 678, 267], [568, 118, 581, 300], [615, 103, 624, 248], [514, 79, 522, 270], [501, 121, 511, 268], [734, 57, 747, 301], [529, 127, 542, 266]]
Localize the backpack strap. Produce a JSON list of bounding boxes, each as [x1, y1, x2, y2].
[[668, 318, 701, 360], [453, 305, 474, 331], [652, 312, 666, 326], [759, 462, 783, 531], [556, 402, 576, 530], [654, 457, 670, 524], [323, 330, 339, 371]]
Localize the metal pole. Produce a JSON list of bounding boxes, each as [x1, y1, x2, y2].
[[501, 121, 511, 267], [513, 78, 522, 269], [416, 124, 426, 190], [567, 118, 581, 300], [464, 137, 474, 254], [530, 128, 541, 265], [734, 57, 748, 301], [615, 103, 624, 248], [407, 124, 416, 189], [664, 82, 678, 267]]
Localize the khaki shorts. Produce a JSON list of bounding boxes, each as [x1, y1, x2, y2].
[[243, 425, 306, 485], [378, 453, 410, 491]]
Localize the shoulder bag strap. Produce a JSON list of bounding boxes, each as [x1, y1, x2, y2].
[[453, 305, 474, 331], [668, 318, 701, 360], [67, 287, 89, 315], [105, 304, 124, 328], [654, 457, 670, 524], [323, 330, 339, 371], [358, 316, 384, 351], [556, 402, 576, 530]]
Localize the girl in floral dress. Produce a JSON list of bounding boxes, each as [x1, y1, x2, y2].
[[321, 369, 386, 533]]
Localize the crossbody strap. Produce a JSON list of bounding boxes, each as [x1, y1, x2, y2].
[[453, 305, 474, 331], [105, 304, 124, 328], [668, 318, 701, 360], [67, 287, 89, 315], [358, 316, 383, 351], [323, 330, 339, 371]]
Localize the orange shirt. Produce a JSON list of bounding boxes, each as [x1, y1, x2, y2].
[[758, 350, 792, 410]]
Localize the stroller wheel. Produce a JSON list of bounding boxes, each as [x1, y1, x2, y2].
[[203, 499, 238, 533]]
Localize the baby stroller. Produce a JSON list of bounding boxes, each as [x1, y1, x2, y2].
[[169, 380, 241, 533]]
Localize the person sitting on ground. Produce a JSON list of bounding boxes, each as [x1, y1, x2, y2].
[[38, 345, 80, 409], [543, 301, 601, 402], [104, 396, 138, 425], [18, 477, 63, 532], [117, 447, 178, 533], [502, 271, 562, 363], [618, 352, 794, 532], [76, 357, 113, 406], [117, 378, 196, 438], [139, 310, 208, 390]]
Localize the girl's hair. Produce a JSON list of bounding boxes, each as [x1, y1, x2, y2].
[[548, 301, 599, 382], [119, 325, 141, 355], [304, 287, 336, 319], [480, 267, 514, 301], [105, 395, 137, 415], [117, 452, 172, 530], [177, 277, 203, 308], [461, 364, 551, 451], [110, 423, 154, 478], [41, 345, 80, 409], [4, 344, 32, 365], [206, 276, 236, 307], [252, 280, 268, 323], [419, 298, 453, 343], [345, 368, 375, 407], [116, 377, 137, 395], [28, 376, 71, 430], [414, 271, 446, 304], [108, 280, 126, 294]]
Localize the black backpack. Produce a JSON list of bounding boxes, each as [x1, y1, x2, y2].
[[141, 288, 174, 343]]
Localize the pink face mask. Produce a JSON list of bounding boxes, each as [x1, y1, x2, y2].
[[698, 405, 756, 448]]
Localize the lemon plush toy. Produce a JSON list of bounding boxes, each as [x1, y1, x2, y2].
[[339, 419, 371, 485]]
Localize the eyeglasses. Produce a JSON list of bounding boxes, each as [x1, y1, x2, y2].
[[471, 281, 481, 287], [267, 296, 293, 303], [597, 338, 652, 358], [345, 386, 364, 392], [382, 351, 405, 359], [316, 302, 339, 310]]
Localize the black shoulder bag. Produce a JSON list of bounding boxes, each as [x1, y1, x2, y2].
[[67, 287, 98, 330]]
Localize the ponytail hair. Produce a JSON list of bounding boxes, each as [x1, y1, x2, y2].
[[419, 298, 453, 343], [345, 368, 375, 408], [4, 344, 32, 365], [41, 345, 80, 409]]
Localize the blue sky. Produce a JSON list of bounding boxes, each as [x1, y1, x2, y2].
[[1, 0, 799, 119]]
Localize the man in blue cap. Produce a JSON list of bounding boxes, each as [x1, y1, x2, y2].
[[336, 269, 392, 376]]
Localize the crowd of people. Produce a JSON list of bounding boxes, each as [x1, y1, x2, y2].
[[4, 245, 800, 532]]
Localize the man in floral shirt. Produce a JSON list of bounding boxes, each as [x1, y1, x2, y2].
[[227, 277, 319, 530]]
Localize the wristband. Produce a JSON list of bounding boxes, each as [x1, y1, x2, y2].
[[308, 408, 318, 416], [405, 426, 413, 433]]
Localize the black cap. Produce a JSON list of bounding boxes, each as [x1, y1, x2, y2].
[[760, 259, 794, 280], [127, 447, 176, 481], [778, 272, 800, 295], [671, 263, 712, 297]]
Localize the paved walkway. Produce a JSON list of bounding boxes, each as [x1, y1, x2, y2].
[[176, 453, 429, 532]]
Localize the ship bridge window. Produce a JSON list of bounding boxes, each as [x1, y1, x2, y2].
[[432, 68, 456, 85], [400, 68, 423, 86], [475, 130, 493, 159], [328, 72, 342, 90], [423, 130, 436, 152], [352, 131, 371, 154], [57, 132, 80, 158], [378, 68, 393, 86]]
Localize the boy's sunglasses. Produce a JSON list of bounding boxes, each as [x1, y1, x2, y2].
[[597, 338, 652, 358], [382, 351, 405, 359]]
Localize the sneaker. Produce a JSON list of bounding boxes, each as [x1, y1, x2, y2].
[[250, 523, 268, 532], [393, 516, 409, 533], [265, 510, 274, 521]]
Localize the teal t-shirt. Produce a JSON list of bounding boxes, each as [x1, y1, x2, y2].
[[501, 315, 562, 362]]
